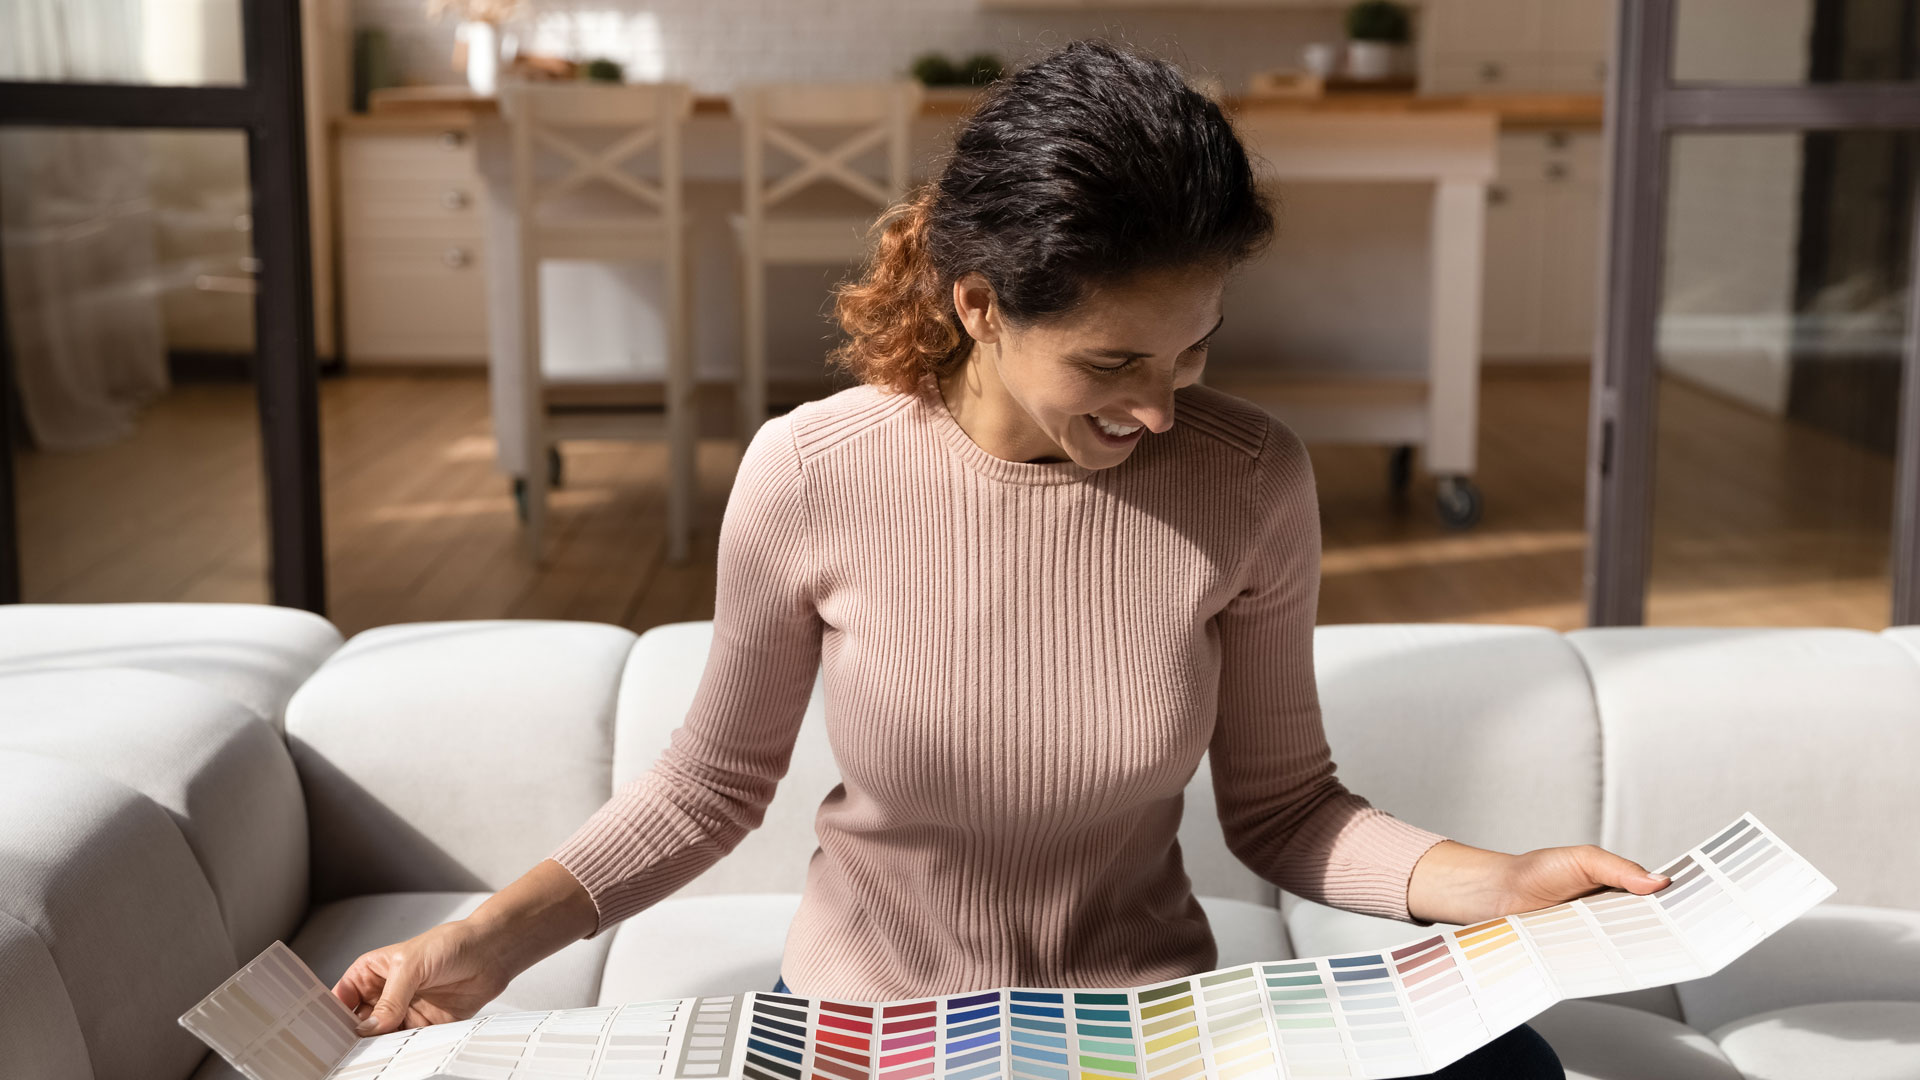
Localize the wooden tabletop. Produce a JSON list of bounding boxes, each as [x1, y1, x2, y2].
[[359, 83, 1604, 131]]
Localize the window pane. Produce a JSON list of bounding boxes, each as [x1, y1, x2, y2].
[[1650, 131, 1914, 626], [0, 0, 245, 85], [2, 126, 265, 602], [1674, 0, 1920, 84]]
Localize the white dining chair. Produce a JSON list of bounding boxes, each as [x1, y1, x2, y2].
[[498, 80, 696, 563], [731, 81, 924, 443]]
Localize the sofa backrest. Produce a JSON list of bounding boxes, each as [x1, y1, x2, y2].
[[1572, 626, 1920, 911], [286, 620, 639, 904], [287, 618, 1920, 915]]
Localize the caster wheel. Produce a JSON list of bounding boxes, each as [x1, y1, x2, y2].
[[511, 477, 529, 523], [548, 446, 564, 489], [1435, 476, 1483, 530], [1388, 445, 1414, 498]]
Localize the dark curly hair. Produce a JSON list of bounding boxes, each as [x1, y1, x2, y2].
[[829, 39, 1276, 394]]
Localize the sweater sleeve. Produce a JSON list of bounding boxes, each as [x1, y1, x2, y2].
[[1208, 417, 1450, 925], [548, 414, 823, 938]]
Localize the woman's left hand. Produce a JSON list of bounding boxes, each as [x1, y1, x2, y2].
[[1407, 840, 1671, 926], [1495, 843, 1671, 914]]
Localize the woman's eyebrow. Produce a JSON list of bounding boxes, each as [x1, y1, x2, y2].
[[1075, 314, 1226, 360]]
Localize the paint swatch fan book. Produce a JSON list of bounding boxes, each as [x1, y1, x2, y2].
[[180, 812, 1833, 1080]]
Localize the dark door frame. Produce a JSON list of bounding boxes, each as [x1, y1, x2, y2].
[[0, 0, 326, 613], [1588, 0, 1920, 626]]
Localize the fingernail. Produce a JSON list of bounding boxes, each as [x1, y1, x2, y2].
[[1647, 873, 1669, 882]]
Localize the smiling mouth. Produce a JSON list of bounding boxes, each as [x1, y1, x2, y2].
[[1087, 413, 1145, 445]]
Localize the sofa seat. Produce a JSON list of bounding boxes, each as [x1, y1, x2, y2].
[[1530, 1001, 1745, 1080], [1282, 894, 1920, 1077], [1709, 1001, 1920, 1080], [189, 892, 616, 1080]]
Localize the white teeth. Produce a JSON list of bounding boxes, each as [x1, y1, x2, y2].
[[1093, 415, 1142, 437]]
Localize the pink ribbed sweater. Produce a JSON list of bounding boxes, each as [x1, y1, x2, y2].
[[549, 372, 1450, 999]]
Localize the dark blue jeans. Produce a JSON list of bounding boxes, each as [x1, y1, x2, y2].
[[770, 976, 1562, 1080]]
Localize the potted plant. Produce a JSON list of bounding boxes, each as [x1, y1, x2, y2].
[[1344, 0, 1412, 81]]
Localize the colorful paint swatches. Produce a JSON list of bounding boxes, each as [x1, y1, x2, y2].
[[182, 812, 1835, 1080]]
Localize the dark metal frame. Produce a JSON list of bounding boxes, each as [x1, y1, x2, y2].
[[1588, 0, 1920, 625], [0, 0, 325, 612]]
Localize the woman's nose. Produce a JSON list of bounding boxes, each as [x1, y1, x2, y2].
[[1131, 388, 1177, 433]]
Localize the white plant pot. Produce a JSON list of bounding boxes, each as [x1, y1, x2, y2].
[[1346, 40, 1400, 81], [463, 21, 500, 95]]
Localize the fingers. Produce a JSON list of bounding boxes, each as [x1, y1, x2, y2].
[[1583, 845, 1670, 894], [332, 957, 372, 1013], [358, 956, 421, 1036]]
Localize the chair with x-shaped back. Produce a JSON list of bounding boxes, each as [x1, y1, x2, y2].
[[730, 81, 925, 443], [498, 80, 696, 564]]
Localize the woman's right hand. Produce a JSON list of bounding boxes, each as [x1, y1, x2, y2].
[[332, 918, 513, 1036]]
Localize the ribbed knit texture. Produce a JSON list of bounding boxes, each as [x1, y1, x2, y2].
[[549, 371, 1450, 999]]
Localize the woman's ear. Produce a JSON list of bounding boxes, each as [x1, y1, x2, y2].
[[952, 272, 1000, 344]]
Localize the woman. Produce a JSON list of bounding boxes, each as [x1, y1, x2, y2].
[[334, 40, 1668, 1079]]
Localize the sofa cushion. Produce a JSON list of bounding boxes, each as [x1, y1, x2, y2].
[[0, 602, 341, 731], [0, 750, 236, 1080], [0, 667, 307, 962], [0, 909, 92, 1080], [598, 892, 802, 1003], [1709, 1000, 1920, 1080], [288, 620, 636, 902], [1569, 627, 1920, 910], [187, 891, 616, 1080], [1674, 903, 1920, 1035], [1529, 1000, 1744, 1080], [1200, 895, 1293, 969], [1313, 625, 1604, 854]]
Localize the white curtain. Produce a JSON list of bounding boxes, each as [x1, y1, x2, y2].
[[0, 0, 173, 451]]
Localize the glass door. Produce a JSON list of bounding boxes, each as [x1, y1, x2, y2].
[[1587, 0, 1920, 626], [0, 0, 324, 610]]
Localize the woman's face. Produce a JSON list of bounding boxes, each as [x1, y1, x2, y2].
[[947, 265, 1226, 469]]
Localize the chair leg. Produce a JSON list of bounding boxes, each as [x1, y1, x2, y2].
[[741, 248, 767, 446], [519, 253, 550, 564], [666, 243, 695, 564]]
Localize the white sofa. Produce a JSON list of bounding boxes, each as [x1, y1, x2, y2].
[[1, 603, 1916, 1080]]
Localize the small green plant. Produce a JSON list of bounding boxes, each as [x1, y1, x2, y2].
[[959, 53, 1004, 86], [1346, 0, 1412, 44], [911, 51, 1004, 87], [580, 57, 623, 83], [910, 52, 959, 86]]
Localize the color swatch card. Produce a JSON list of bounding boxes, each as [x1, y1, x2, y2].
[[181, 811, 1835, 1080]]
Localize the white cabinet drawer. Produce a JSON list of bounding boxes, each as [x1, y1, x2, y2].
[[339, 128, 478, 183], [342, 238, 489, 362], [339, 175, 483, 239]]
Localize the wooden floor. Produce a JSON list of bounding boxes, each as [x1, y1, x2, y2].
[[15, 364, 1897, 637]]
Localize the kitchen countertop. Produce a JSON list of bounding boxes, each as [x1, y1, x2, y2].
[[355, 83, 1605, 131]]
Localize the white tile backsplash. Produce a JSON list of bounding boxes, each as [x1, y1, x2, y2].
[[359, 0, 1345, 95]]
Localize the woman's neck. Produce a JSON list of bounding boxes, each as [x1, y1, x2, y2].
[[935, 352, 1070, 465]]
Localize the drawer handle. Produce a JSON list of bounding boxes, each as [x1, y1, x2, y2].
[[442, 188, 471, 210], [442, 246, 472, 268], [439, 129, 467, 150], [1546, 162, 1570, 182], [1487, 185, 1508, 206], [1479, 61, 1504, 83], [1547, 130, 1570, 150]]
